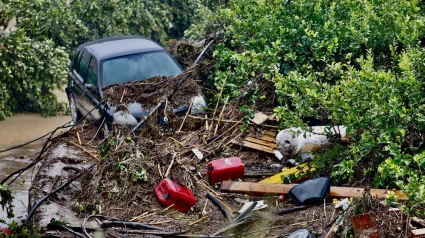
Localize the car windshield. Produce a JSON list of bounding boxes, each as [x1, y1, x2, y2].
[[102, 51, 182, 88]]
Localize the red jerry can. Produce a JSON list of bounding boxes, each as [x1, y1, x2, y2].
[[155, 178, 197, 213], [207, 157, 244, 185]]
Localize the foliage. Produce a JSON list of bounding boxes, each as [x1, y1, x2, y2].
[[213, 0, 425, 212], [5, 220, 42, 238], [0, 30, 69, 120], [0, 184, 13, 219]]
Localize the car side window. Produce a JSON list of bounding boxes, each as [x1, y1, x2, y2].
[[72, 51, 81, 70], [76, 52, 91, 81], [87, 57, 98, 86]]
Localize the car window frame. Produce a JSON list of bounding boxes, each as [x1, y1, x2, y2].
[[75, 51, 91, 83]]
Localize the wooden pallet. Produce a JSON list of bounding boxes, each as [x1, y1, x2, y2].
[[232, 130, 277, 154]]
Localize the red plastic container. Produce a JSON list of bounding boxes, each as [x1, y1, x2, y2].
[[155, 178, 197, 213], [207, 157, 244, 185]]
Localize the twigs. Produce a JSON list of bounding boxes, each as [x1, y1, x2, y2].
[[165, 153, 177, 178], [214, 96, 229, 135], [68, 141, 99, 162], [177, 99, 193, 133], [210, 77, 228, 136], [189, 216, 209, 226]]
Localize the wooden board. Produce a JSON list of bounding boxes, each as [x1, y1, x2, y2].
[[411, 228, 425, 237], [262, 131, 276, 137], [232, 140, 275, 154], [244, 137, 277, 148], [220, 181, 408, 200]]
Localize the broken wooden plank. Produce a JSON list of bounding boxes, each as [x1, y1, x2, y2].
[[262, 131, 276, 137], [252, 134, 276, 143], [232, 140, 274, 154], [411, 228, 425, 237], [220, 181, 408, 200], [244, 137, 277, 148]]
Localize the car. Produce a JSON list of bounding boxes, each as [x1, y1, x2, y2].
[[66, 36, 206, 136]]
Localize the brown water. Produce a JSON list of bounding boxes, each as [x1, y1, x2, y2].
[[0, 90, 71, 227]]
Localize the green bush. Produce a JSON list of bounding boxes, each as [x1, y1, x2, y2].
[[0, 30, 69, 120]]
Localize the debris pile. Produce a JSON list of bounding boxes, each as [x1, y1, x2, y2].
[[103, 68, 201, 109]]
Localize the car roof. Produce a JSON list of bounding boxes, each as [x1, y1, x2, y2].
[[78, 36, 164, 61]]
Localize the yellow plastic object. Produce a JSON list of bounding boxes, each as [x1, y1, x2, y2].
[[259, 163, 315, 184]]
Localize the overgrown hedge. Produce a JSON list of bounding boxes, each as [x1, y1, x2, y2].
[[0, 30, 69, 120], [212, 0, 425, 214]]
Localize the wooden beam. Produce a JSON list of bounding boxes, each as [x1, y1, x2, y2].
[[232, 140, 274, 154], [252, 134, 276, 143], [411, 228, 425, 237], [244, 137, 277, 148], [220, 181, 408, 200]]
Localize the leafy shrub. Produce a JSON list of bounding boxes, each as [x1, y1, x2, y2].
[[213, 0, 425, 212], [0, 30, 69, 120]]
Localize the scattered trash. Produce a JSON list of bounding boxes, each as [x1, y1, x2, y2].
[[238, 200, 267, 213], [250, 112, 269, 125], [155, 178, 197, 213], [335, 198, 350, 211], [192, 148, 204, 160], [274, 150, 284, 160], [278, 195, 285, 201], [207, 157, 244, 185], [287, 229, 312, 238], [234, 197, 250, 204], [288, 177, 330, 206]]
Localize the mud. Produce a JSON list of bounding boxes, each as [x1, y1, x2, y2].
[[28, 142, 97, 228]]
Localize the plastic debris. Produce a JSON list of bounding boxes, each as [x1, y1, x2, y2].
[[155, 178, 197, 213], [238, 200, 267, 214], [207, 157, 244, 185], [192, 148, 204, 160]]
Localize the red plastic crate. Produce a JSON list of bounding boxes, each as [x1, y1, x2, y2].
[[207, 157, 244, 185], [155, 178, 196, 213]]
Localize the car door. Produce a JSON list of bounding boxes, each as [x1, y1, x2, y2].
[[69, 51, 89, 118], [84, 56, 102, 123]]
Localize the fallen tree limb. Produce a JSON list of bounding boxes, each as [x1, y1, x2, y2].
[[219, 181, 408, 200]]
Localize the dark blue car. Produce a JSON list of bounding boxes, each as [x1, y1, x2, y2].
[[66, 36, 206, 136]]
